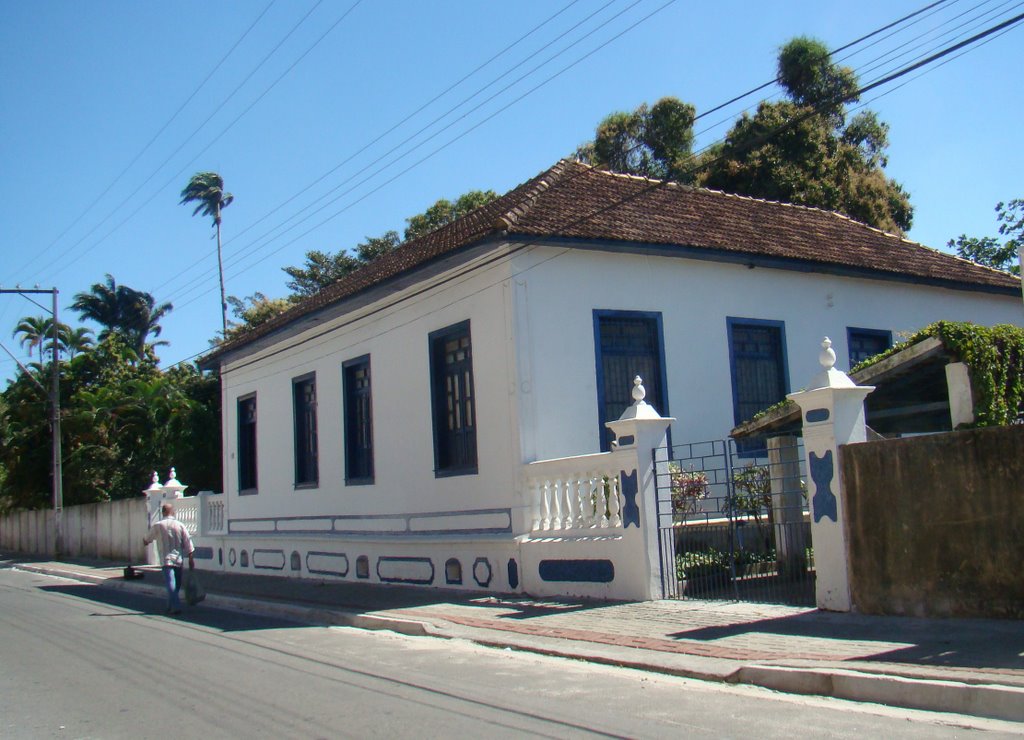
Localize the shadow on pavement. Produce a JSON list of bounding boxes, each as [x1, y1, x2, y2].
[[38, 583, 317, 633], [668, 611, 1024, 670]]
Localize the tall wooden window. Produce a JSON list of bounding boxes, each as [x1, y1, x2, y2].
[[292, 373, 319, 487], [429, 321, 477, 476], [847, 327, 892, 367], [343, 356, 374, 484], [593, 311, 668, 452], [237, 394, 257, 494], [727, 318, 789, 454]]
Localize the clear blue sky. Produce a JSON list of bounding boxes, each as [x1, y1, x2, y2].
[[1, 0, 1021, 381]]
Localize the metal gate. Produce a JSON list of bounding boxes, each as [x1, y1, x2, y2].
[[654, 437, 814, 605]]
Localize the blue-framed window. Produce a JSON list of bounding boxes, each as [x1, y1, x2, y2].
[[727, 318, 789, 452], [593, 310, 669, 452], [237, 394, 257, 494], [847, 327, 892, 368], [343, 355, 374, 484], [429, 320, 477, 476], [292, 372, 319, 487]]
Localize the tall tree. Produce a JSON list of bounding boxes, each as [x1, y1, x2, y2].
[[404, 190, 498, 240], [281, 189, 498, 302], [574, 38, 912, 234], [59, 326, 95, 358], [180, 172, 234, 335], [574, 97, 697, 182], [699, 37, 912, 233], [13, 316, 51, 361], [222, 292, 293, 341], [949, 199, 1023, 275], [71, 274, 172, 356], [283, 249, 362, 298], [15, 318, 94, 360]]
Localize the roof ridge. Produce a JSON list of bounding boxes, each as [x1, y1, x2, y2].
[[580, 164, 912, 234], [493, 159, 574, 229]]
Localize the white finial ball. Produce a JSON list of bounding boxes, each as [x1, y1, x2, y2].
[[632, 376, 646, 403], [819, 337, 836, 370], [151, 471, 159, 485]]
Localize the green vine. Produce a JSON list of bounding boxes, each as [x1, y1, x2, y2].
[[853, 321, 1024, 427]]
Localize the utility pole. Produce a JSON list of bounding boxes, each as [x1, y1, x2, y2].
[[0, 287, 63, 556]]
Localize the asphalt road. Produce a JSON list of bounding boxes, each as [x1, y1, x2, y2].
[[0, 567, 1017, 739]]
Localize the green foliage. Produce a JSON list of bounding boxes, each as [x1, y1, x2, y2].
[[949, 199, 1022, 275], [13, 317, 94, 362], [404, 190, 498, 241], [852, 321, 1024, 427], [222, 293, 295, 342], [699, 38, 912, 233], [575, 37, 913, 233], [180, 172, 233, 226], [282, 231, 403, 298], [0, 332, 221, 511], [777, 36, 857, 110], [70, 274, 171, 356], [279, 189, 496, 304], [675, 546, 777, 582], [575, 97, 697, 181]]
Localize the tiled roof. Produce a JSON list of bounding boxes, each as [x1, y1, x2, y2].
[[204, 159, 1021, 363]]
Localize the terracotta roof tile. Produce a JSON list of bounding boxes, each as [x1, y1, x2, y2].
[[204, 160, 1020, 363]]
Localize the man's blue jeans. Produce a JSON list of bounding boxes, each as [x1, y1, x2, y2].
[[162, 564, 183, 612]]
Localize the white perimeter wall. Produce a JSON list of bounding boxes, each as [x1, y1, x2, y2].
[[219, 249, 522, 526], [512, 245, 1024, 460]]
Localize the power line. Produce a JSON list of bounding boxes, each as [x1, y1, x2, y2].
[[163, 10, 1024, 377], [166, 0, 1003, 312], [9, 0, 279, 284], [30, 1, 361, 287], [165, 0, 677, 311], [153, 0, 635, 301]]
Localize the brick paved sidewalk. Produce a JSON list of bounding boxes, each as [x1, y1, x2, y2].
[[382, 596, 1024, 683]]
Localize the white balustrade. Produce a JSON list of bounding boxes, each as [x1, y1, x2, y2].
[[175, 497, 200, 536], [524, 449, 633, 533], [201, 493, 226, 535]]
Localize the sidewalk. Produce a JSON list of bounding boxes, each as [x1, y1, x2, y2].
[[6, 554, 1024, 724]]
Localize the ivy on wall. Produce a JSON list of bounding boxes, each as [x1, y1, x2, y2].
[[853, 321, 1024, 427]]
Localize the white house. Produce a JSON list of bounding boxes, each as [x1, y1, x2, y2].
[[194, 160, 1023, 600]]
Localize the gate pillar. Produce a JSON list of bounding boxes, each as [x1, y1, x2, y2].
[[788, 338, 874, 612], [605, 377, 674, 601]]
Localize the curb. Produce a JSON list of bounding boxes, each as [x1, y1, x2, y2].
[[13, 562, 1024, 725], [736, 665, 1024, 723]]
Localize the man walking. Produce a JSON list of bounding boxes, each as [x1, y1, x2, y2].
[[143, 502, 195, 615]]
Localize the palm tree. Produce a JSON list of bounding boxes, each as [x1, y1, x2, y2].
[[70, 274, 122, 338], [13, 316, 52, 361], [180, 172, 234, 335], [59, 326, 94, 358], [122, 291, 173, 355], [71, 274, 172, 355]]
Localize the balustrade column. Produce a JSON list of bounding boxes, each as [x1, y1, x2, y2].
[[789, 338, 874, 612]]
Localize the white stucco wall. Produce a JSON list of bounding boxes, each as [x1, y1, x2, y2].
[[218, 248, 523, 527], [206, 238, 1020, 597], [511, 245, 1023, 461]]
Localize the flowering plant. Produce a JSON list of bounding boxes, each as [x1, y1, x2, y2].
[[669, 464, 709, 518]]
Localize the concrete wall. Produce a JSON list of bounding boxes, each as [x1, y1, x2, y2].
[[841, 426, 1024, 618], [0, 498, 148, 563]]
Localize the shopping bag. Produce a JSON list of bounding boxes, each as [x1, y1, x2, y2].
[[184, 569, 206, 606]]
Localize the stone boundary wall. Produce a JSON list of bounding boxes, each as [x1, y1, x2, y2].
[[842, 425, 1024, 618], [0, 498, 149, 563]]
